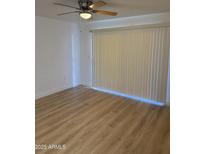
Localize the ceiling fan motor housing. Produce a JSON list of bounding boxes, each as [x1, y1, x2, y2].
[[78, 0, 93, 10]]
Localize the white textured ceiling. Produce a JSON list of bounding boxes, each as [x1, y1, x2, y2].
[[36, 0, 170, 22]]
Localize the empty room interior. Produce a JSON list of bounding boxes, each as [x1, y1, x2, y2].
[[35, 0, 170, 153]]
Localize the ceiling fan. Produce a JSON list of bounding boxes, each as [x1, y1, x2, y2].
[[53, 0, 118, 20]]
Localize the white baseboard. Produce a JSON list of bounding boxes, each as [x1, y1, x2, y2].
[[35, 85, 73, 99], [36, 85, 166, 106], [92, 87, 165, 106], [166, 101, 170, 106]]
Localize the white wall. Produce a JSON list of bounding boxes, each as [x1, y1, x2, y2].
[[35, 16, 80, 99], [72, 25, 81, 87], [79, 12, 170, 86], [166, 60, 170, 105]]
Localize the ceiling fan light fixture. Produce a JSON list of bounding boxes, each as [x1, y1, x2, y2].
[[80, 12, 92, 20]]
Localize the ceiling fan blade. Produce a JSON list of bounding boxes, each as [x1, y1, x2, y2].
[[93, 10, 118, 16], [57, 11, 80, 16], [89, 1, 107, 9], [53, 2, 80, 10]]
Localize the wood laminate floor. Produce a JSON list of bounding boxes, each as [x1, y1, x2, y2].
[[36, 85, 170, 154]]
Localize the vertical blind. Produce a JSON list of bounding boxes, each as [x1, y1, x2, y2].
[[92, 26, 170, 103]]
